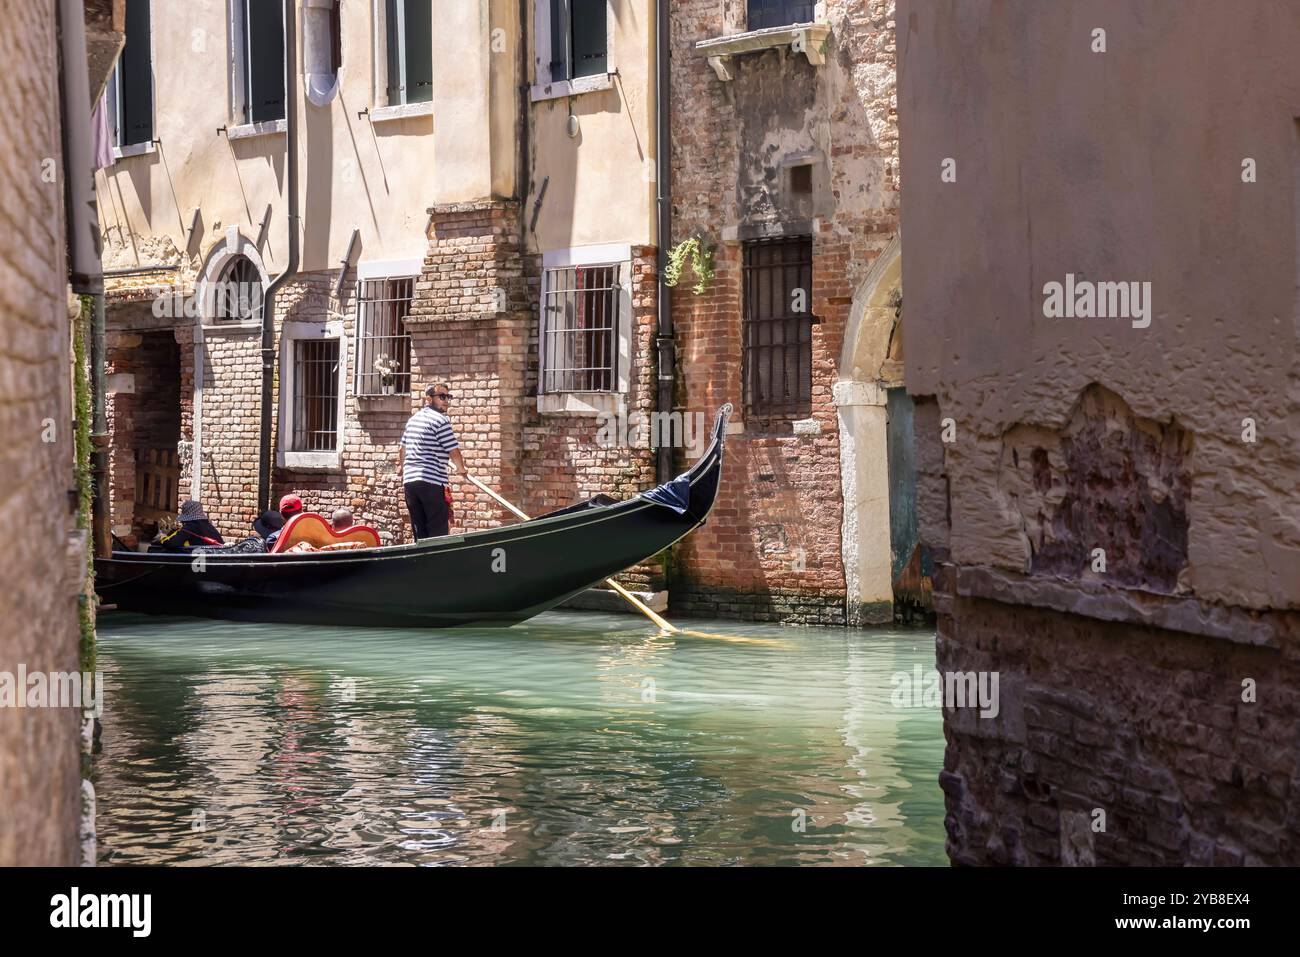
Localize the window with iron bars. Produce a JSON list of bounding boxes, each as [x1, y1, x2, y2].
[[742, 236, 814, 422], [291, 338, 341, 451], [354, 277, 413, 396], [541, 263, 621, 393], [747, 0, 816, 30]]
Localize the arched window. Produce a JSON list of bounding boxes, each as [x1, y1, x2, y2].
[[214, 255, 263, 323]]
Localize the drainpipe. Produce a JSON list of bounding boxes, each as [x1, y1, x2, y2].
[[259, 0, 301, 512], [517, 0, 531, 238], [654, 0, 674, 483], [57, 0, 111, 558]]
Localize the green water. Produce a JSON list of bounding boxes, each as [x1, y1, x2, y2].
[[92, 610, 947, 866]]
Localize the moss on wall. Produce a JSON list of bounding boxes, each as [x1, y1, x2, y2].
[[75, 294, 96, 675]]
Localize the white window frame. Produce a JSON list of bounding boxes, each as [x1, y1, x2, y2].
[[354, 258, 421, 397], [531, 0, 616, 102], [279, 319, 348, 470], [538, 243, 632, 416]]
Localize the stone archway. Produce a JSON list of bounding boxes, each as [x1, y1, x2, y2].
[[835, 236, 902, 626]]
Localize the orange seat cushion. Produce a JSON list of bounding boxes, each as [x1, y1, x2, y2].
[[270, 513, 381, 554]]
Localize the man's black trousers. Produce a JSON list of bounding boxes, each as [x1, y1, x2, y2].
[[404, 481, 448, 540]]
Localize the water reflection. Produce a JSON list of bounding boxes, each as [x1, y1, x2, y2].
[[93, 611, 946, 866]]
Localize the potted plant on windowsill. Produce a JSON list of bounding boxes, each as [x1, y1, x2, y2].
[[374, 356, 400, 395]]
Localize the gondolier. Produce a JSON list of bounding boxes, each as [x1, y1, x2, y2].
[[399, 383, 466, 540]]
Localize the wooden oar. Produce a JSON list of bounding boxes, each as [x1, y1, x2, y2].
[[462, 473, 784, 647]]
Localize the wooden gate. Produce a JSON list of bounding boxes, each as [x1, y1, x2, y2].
[[134, 447, 179, 524]]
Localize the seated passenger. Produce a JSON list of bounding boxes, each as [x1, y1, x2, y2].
[[253, 509, 284, 546], [265, 494, 304, 550], [331, 507, 354, 533], [152, 500, 223, 551]]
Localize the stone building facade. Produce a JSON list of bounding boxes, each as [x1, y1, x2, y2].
[[900, 1, 1300, 864], [667, 0, 912, 624]]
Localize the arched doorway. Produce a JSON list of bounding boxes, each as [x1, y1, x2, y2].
[[835, 236, 910, 625]]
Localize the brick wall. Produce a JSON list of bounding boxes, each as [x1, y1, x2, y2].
[[668, 0, 899, 623], [935, 590, 1300, 865], [195, 326, 263, 536], [0, 0, 82, 865]]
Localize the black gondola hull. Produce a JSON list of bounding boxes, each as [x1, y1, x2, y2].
[[94, 406, 729, 629]]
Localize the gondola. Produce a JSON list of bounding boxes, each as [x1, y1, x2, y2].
[[94, 405, 731, 629]]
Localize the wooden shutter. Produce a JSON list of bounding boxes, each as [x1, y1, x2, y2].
[[548, 0, 570, 82], [403, 0, 433, 103], [120, 0, 153, 145], [570, 0, 607, 78], [246, 0, 285, 122], [748, 1, 816, 30]]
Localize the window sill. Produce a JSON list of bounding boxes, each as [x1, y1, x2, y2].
[[530, 72, 615, 103], [537, 392, 625, 417], [356, 393, 412, 412], [200, 321, 263, 334], [112, 140, 155, 161], [279, 451, 342, 471], [228, 119, 287, 140], [369, 101, 433, 123], [696, 23, 831, 81]]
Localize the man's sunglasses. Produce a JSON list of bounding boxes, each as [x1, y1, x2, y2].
[[432, 393, 453, 400]]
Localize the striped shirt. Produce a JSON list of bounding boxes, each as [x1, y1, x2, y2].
[[400, 407, 458, 485]]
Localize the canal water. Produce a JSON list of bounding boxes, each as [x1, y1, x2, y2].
[[92, 610, 946, 866]]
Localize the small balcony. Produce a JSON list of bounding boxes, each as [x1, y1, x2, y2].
[[696, 4, 831, 84]]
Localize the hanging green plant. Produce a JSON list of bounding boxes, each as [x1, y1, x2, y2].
[[664, 236, 716, 296]]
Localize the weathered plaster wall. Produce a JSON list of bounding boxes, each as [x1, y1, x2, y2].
[[99, 0, 441, 275], [0, 0, 83, 866], [527, 0, 657, 253], [900, 1, 1300, 609], [899, 0, 1300, 864]]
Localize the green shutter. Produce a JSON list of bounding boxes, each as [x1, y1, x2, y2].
[[120, 0, 152, 145], [549, 0, 569, 82], [570, 0, 606, 79], [403, 0, 433, 104], [247, 0, 285, 122], [385, 0, 401, 102]]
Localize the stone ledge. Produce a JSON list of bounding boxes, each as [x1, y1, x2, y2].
[[425, 200, 518, 216], [538, 391, 625, 418], [228, 118, 286, 140], [530, 72, 614, 103], [952, 564, 1284, 647], [370, 101, 433, 123], [697, 23, 831, 81], [355, 394, 412, 413], [404, 310, 530, 326]]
